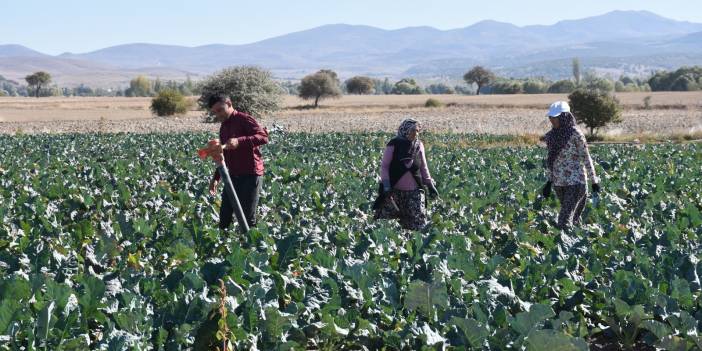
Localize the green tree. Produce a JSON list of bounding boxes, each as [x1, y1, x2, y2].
[[523, 80, 548, 94], [671, 75, 699, 91], [126, 75, 153, 97], [318, 69, 340, 84], [372, 78, 394, 95], [548, 80, 577, 94], [381, 78, 393, 94], [620, 76, 635, 85], [198, 65, 283, 118], [392, 78, 423, 95], [345, 76, 375, 95], [299, 70, 342, 107], [454, 85, 474, 95], [489, 80, 523, 94], [583, 74, 614, 94], [572, 58, 581, 85], [569, 89, 622, 137], [153, 78, 163, 93], [648, 71, 673, 91], [614, 81, 626, 92], [648, 66, 702, 91], [279, 81, 300, 95], [425, 83, 455, 94], [181, 75, 195, 96], [0, 76, 19, 96], [463, 66, 495, 95], [25, 71, 51, 98]]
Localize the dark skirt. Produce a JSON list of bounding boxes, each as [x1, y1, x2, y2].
[[374, 188, 427, 230], [554, 183, 587, 229]]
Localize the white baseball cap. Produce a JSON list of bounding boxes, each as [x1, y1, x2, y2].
[[547, 101, 570, 118]]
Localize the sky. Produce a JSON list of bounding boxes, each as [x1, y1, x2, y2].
[[3, 0, 702, 55]]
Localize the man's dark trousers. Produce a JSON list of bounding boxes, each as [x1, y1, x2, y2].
[[219, 175, 262, 229]]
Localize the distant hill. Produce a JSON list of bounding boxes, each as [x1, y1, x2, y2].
[[0, 54, 200, 87], [0, 44, 48, 58]]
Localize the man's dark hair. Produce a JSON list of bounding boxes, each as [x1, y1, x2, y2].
[[206, 94, 231, 109]]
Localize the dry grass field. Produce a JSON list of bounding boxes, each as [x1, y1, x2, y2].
[[283, 92, 702, 110], [0, 92, 700, 138]]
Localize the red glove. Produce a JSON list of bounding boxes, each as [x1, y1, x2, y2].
[[197, 139, 224, 163]]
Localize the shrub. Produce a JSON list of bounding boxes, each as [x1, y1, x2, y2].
[[643, 96, 652, 110], [151, 90, 190, 116], [424, 98, 444, 108]]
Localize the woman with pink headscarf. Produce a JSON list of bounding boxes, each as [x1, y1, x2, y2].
[[374, 118, 439, 230]]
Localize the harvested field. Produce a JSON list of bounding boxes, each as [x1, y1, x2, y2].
[[1, 92, 700, 136]]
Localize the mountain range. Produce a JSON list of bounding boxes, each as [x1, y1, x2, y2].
[[1, 10, 701, 87]]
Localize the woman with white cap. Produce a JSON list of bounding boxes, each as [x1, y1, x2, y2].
[[373, 118, 439, 230], [541, 101, 601, 229]]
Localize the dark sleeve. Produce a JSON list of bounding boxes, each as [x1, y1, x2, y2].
[[381, 145, 393, 190], [235, 114, 268, 148]]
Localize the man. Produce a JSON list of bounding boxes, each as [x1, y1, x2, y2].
[[207, 94, 268, 230]]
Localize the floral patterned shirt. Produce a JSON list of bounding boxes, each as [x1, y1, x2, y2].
[[546, 130, 599, 186]]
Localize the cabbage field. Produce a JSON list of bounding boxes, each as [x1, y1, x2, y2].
[[0, 132, 701, 350]]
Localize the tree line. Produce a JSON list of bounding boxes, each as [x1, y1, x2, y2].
[[0, 73, 198, 98], [3, 62, 700, 100], [285, 61, 692, 107]]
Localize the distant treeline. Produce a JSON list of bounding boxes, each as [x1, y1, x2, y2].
[[2, 65, 701, 98], [0, 74, 198, 97], [480, 66, 702, 94], [277, 66, 702, 97], [648, 66, 702, 92]]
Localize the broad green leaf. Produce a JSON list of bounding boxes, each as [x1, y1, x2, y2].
[[642, 320, 671, 340], [510, 304, 555, 335], [525, 330, 588, 351], [404, 280, 448, 319], [451, 317, 489, 348]]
